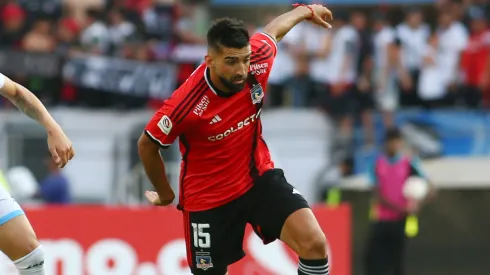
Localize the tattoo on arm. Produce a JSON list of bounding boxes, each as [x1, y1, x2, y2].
[[11, 89, 43, 122]]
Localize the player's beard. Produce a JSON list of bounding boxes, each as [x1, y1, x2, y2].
[[219, 75, 246, 93]]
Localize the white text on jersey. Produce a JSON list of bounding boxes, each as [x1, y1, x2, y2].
[[208, 109, 262, 142], [193, 95, 210, 117], [250, 63, 268, 76]]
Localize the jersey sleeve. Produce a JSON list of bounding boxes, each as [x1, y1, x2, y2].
[[249, 32, 278, 82], [144, 96, 191, 149], [409, 157, 427, 179]]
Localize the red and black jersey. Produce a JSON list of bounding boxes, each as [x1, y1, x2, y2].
[[145, 32, 278, 211]]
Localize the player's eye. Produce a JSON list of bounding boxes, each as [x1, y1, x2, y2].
[[225, 60, 236, 65]]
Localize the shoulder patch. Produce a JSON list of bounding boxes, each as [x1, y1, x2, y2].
[[157, 115, 173, 135]]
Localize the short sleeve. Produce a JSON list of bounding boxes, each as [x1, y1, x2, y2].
[[409, 157, 427, 179], [249, 32, 277, 82], [367, 160, 377, 186], [144, 98, 191, 149]]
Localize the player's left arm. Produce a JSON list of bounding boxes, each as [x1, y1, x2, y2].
[[0, 73, 74, 167], [262, 4, 332, 43], [0, 74, 59, 131]]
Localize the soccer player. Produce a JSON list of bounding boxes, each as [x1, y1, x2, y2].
[[0, 73, 74, 274], [139, 4, 333, 275]]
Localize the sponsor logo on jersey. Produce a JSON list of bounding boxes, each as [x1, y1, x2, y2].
[[208, 109, 262, 142], [193, 95, 210, 116], [209, 115, 222, 124], [250, 62, 268, 76], [157, 115, 172, 135], [250, 83, 264, 105]]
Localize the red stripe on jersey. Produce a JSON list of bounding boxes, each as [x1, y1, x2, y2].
[[169, 79, 206, 123]]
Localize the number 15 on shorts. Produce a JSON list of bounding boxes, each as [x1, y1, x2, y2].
[[191, 223, 211, 248]]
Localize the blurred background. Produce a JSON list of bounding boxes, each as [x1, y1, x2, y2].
[[0, 0, 490, 274]]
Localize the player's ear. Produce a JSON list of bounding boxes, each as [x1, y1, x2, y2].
[[205, 54, 214, 68]]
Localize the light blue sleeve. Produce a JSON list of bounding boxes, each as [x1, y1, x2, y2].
[[367, 160, 377, 186], [410, 156, 426, 179]]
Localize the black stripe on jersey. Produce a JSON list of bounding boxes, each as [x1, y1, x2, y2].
[[251, 44, 269, 59], [251, 47, 271, 61], [177, 134, 190, 210], [170, 78, 206, 123], [175, 84, 208, 124], [252, 52, 274, 65]]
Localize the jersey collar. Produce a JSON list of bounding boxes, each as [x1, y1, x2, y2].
[[204, 67, 237, 98]]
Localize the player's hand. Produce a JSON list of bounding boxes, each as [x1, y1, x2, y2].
[[406, 199, 421, 215], [145, 190, 175, 206], [308, 4, 333, 29], [47, 126, 75, 168]]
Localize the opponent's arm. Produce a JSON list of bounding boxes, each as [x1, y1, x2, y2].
[[0, 74, 74, 167], [138, 134, 175, 206], [263, 4, 332, 43], [0, 74, 60, 132]]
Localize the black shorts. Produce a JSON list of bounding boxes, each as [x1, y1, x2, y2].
[[183, 168, 310, 274]]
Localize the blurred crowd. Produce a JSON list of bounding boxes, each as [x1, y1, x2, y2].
[[0, 0, 206, 108], [260, 0, 490, 148], [0, 0, 489, 124]]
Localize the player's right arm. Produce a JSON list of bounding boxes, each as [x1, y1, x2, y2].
[[138, 95, 189, 206], [0, 73, 74, 168], [262, 4, 332, 43]]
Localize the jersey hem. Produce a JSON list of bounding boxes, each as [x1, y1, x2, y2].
[[180, 184, 253, 212]]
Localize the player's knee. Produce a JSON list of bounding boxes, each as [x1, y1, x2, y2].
[[14, 245, 45, 275], [297, 231, 328, 258]]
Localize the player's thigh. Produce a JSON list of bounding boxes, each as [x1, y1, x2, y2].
[[183, 199, 247, 274], [0, 197, 39, 260], [247, 169, 322, 252]]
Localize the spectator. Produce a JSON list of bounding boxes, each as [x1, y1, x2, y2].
[[418, 31, 446, 109], [372, 13, 398, 127], [35, 154, 72, 204], [324, 10, 359, 146], [0, 3, 27, 48], [309, 25, 332, 108], [80, 9, 109, 54], [257, 14, 297, 107], [22, 19, 60, 105], [351, 11, 375, 146], [437, 7, 468, 97], [396, 8, 430, 107], [107, 8, 136, 55], [22, 19, 56, 53], [460, 7, 489, 108], [55, 18, 82, 56], [174, 3, 205, 44]]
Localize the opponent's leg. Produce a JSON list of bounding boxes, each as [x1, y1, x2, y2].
[[0, 214, 44, 274], [280, 208, 329, 275]]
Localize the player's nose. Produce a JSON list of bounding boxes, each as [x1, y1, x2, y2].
[[238, 63, 247, 76]]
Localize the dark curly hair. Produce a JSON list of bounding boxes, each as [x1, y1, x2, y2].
[[207, 18, 250, 51]]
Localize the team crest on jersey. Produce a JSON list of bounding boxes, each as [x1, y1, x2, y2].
[[196, 252, 213, 270], [250, 84, 264, 105]]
